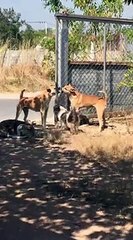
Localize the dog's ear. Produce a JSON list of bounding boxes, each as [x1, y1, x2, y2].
[[47, 88, 51, 93]]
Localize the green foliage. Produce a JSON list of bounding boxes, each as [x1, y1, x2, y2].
[[40, 33, 55, 81], [42, 0, 123, 17], [118, 55, 133, 90], [74, 0, 123, 17], [0, 8, 24, 48], [43, 51, 55, 80], [0, 8, 55, 49], [122, 27, 133, 43], [99, 0, 123, 17], [42, 0, 124, 58], [41, 35, 55, 52], [119, 67, 133, 90], [41, 0, 63, 12], [21, 25, 35, 47], [69, 21, 88, 57]]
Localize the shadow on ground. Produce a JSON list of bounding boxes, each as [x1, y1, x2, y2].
[[0, 135, 133, 240]]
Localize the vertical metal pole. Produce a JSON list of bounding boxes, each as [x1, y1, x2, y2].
[[57, 19, 69, 109], [103, 24, 107, 91], [58, 19, 68, 88], [55, 17, 59, 93]]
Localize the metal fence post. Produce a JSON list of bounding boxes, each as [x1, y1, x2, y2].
[[103, 23, 107, 91], [55, 17, 69, 109], [55, 17, 59, 93], [58, 19, 69, 88]]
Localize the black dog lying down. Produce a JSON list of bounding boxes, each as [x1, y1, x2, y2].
[[0, 119, 35, 138]]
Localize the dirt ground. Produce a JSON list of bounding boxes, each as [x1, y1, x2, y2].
[[1, 118, 133, 240]]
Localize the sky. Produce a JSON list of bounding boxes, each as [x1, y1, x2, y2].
[[0, 0, 133, 30]]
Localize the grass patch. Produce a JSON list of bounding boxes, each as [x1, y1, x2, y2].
[[45, 129, 66, 145], [67, 131, 133, 162]]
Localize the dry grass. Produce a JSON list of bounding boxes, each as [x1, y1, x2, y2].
[[0, 64, 54, 92], [61, 120, 133, 163], [69, 132, 133, 161], [45, 128, 67, 145]]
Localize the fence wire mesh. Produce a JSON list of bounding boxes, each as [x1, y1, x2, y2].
[[56, 14, 133, 113]]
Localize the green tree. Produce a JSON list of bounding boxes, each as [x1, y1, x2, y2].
[[41, 0, 63, 12], [42, 0, 124, 17], [0, 8, 24, 48], [41, 0, 124, 53]]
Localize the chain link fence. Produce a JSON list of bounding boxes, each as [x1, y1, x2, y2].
[[55, 14, 133, 114]]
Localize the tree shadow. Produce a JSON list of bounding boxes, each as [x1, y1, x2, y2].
[[0, 137, 133, 239]]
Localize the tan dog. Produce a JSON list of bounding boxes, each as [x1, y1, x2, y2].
[[15, 88, 55, 128], [62, 84, 107, 131]]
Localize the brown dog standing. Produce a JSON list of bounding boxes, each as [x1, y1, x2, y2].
[[62, 84, 107, 131], [15, 88, 55, 128]]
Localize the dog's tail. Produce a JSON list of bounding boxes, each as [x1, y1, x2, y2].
[[19, 89, 25, 99]]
